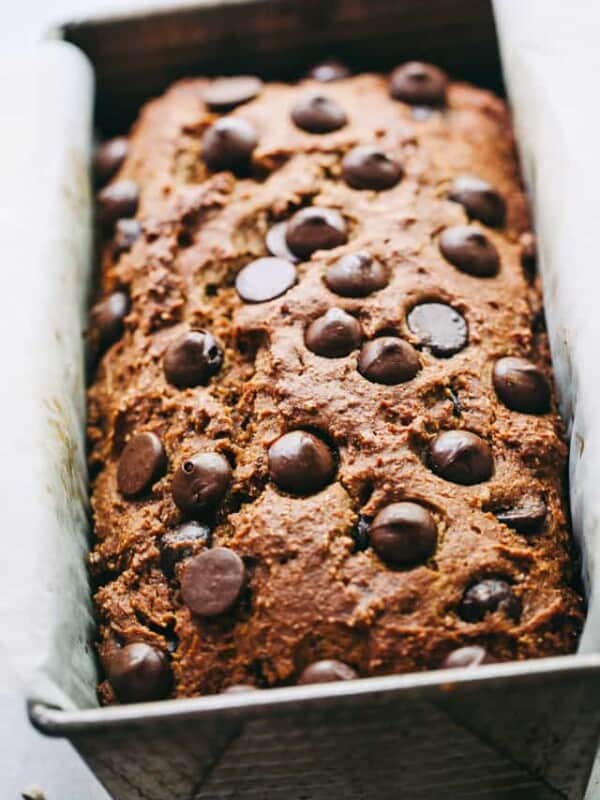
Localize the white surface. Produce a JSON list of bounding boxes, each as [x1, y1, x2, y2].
[[2, 693, 111, 800]]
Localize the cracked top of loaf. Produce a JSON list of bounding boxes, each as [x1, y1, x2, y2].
[[87, 61, 583, 704]]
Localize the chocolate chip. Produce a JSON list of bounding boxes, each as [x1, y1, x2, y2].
[[171, 452, 231, 516], [180, 547, 245, 616], [460, 579, 521, 623], [97, 180, 139, 227], [105, 643, 171, 703], [429, 430, 493, 485], [113, 218, 142, 256], [495, 496, 547, 535], [117, 432, 166, 497], [94, 137, 128, 185], [203, 75, 263, 112], [89, 291, 129, 352], [441, 645, 495, 668], [201, 117, 258, 171], [298, 659, 357, 685], [164, 330, 223, 388], [222, 684, 259, 694], [325, 251, 388, 297], [291, 94, 347, 133], [370, 502, 437, 565], [160, 521, 211, 576], [407, 302, 468, 357], [305, 308, 362, 358], [492, 357, 550, 414], [268, 430, 336, 495], [449, 176, 506, 228], [357, 337, 420, 384], [266, 221, 300, 263], [285, 207, 347, 259], [235, 257, 296, 303], [342, 146, 403, 191], [389, 61, 448, 106], [308, 59, 350, 82], [439, 226, 500, 277]]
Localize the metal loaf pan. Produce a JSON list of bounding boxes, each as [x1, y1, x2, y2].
[[32, 2, 600, 798]]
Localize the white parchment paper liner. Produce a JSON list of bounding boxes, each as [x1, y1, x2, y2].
[[494, 0, 600, 652], [0, 41, 96, 708]]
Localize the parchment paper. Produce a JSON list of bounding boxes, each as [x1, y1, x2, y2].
[[493, 0, 600, 653], [0, 41, 96, 709]]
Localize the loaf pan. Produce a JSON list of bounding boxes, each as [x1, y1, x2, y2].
[[28, 2, 600, 799]]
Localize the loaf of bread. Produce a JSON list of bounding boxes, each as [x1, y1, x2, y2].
[[88, 61, 583, 704]]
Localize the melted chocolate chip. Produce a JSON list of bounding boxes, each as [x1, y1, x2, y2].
[[266, 221, 300, 263], [94, 137, 128, 185], [105, 643, 171, 703], [492, 357, 551, 414], [203, 75, 263, 112], [460, 579, 521, 623], [441, 645, 496, 668], [429, 430, 493, 485], [358, 337, 420, 384], [389, 61, 448, 106], [448, 176, 506, 227], [160, 521, 211, 576], [439, 226, 500, 277], [305, 308, 362, 357], [89, 291, 130, 352], [285, 207, 348, 259], [342, 146, 403, 191], [324, 251, 388, 297], [201, 117, 258, 171], [495, 497, 547, 534], [97, 180, 139, 227], [117, 432, 167, 497], [235, 257, 296, 303], [164, 330, 223, 388], [268, 430, 336, 495], [181, 547, 245, 617], [308, 59, 350, 82], [171, 452, 231, 516], [297, 659, 357, 685], [113, 218, 142, 256], [370, 502, 437, 565], [407, 302, 468, 357], [291, 94, 347, 133]]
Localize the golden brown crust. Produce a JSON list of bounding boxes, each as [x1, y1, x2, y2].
[[88, 71, 582, 702]]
